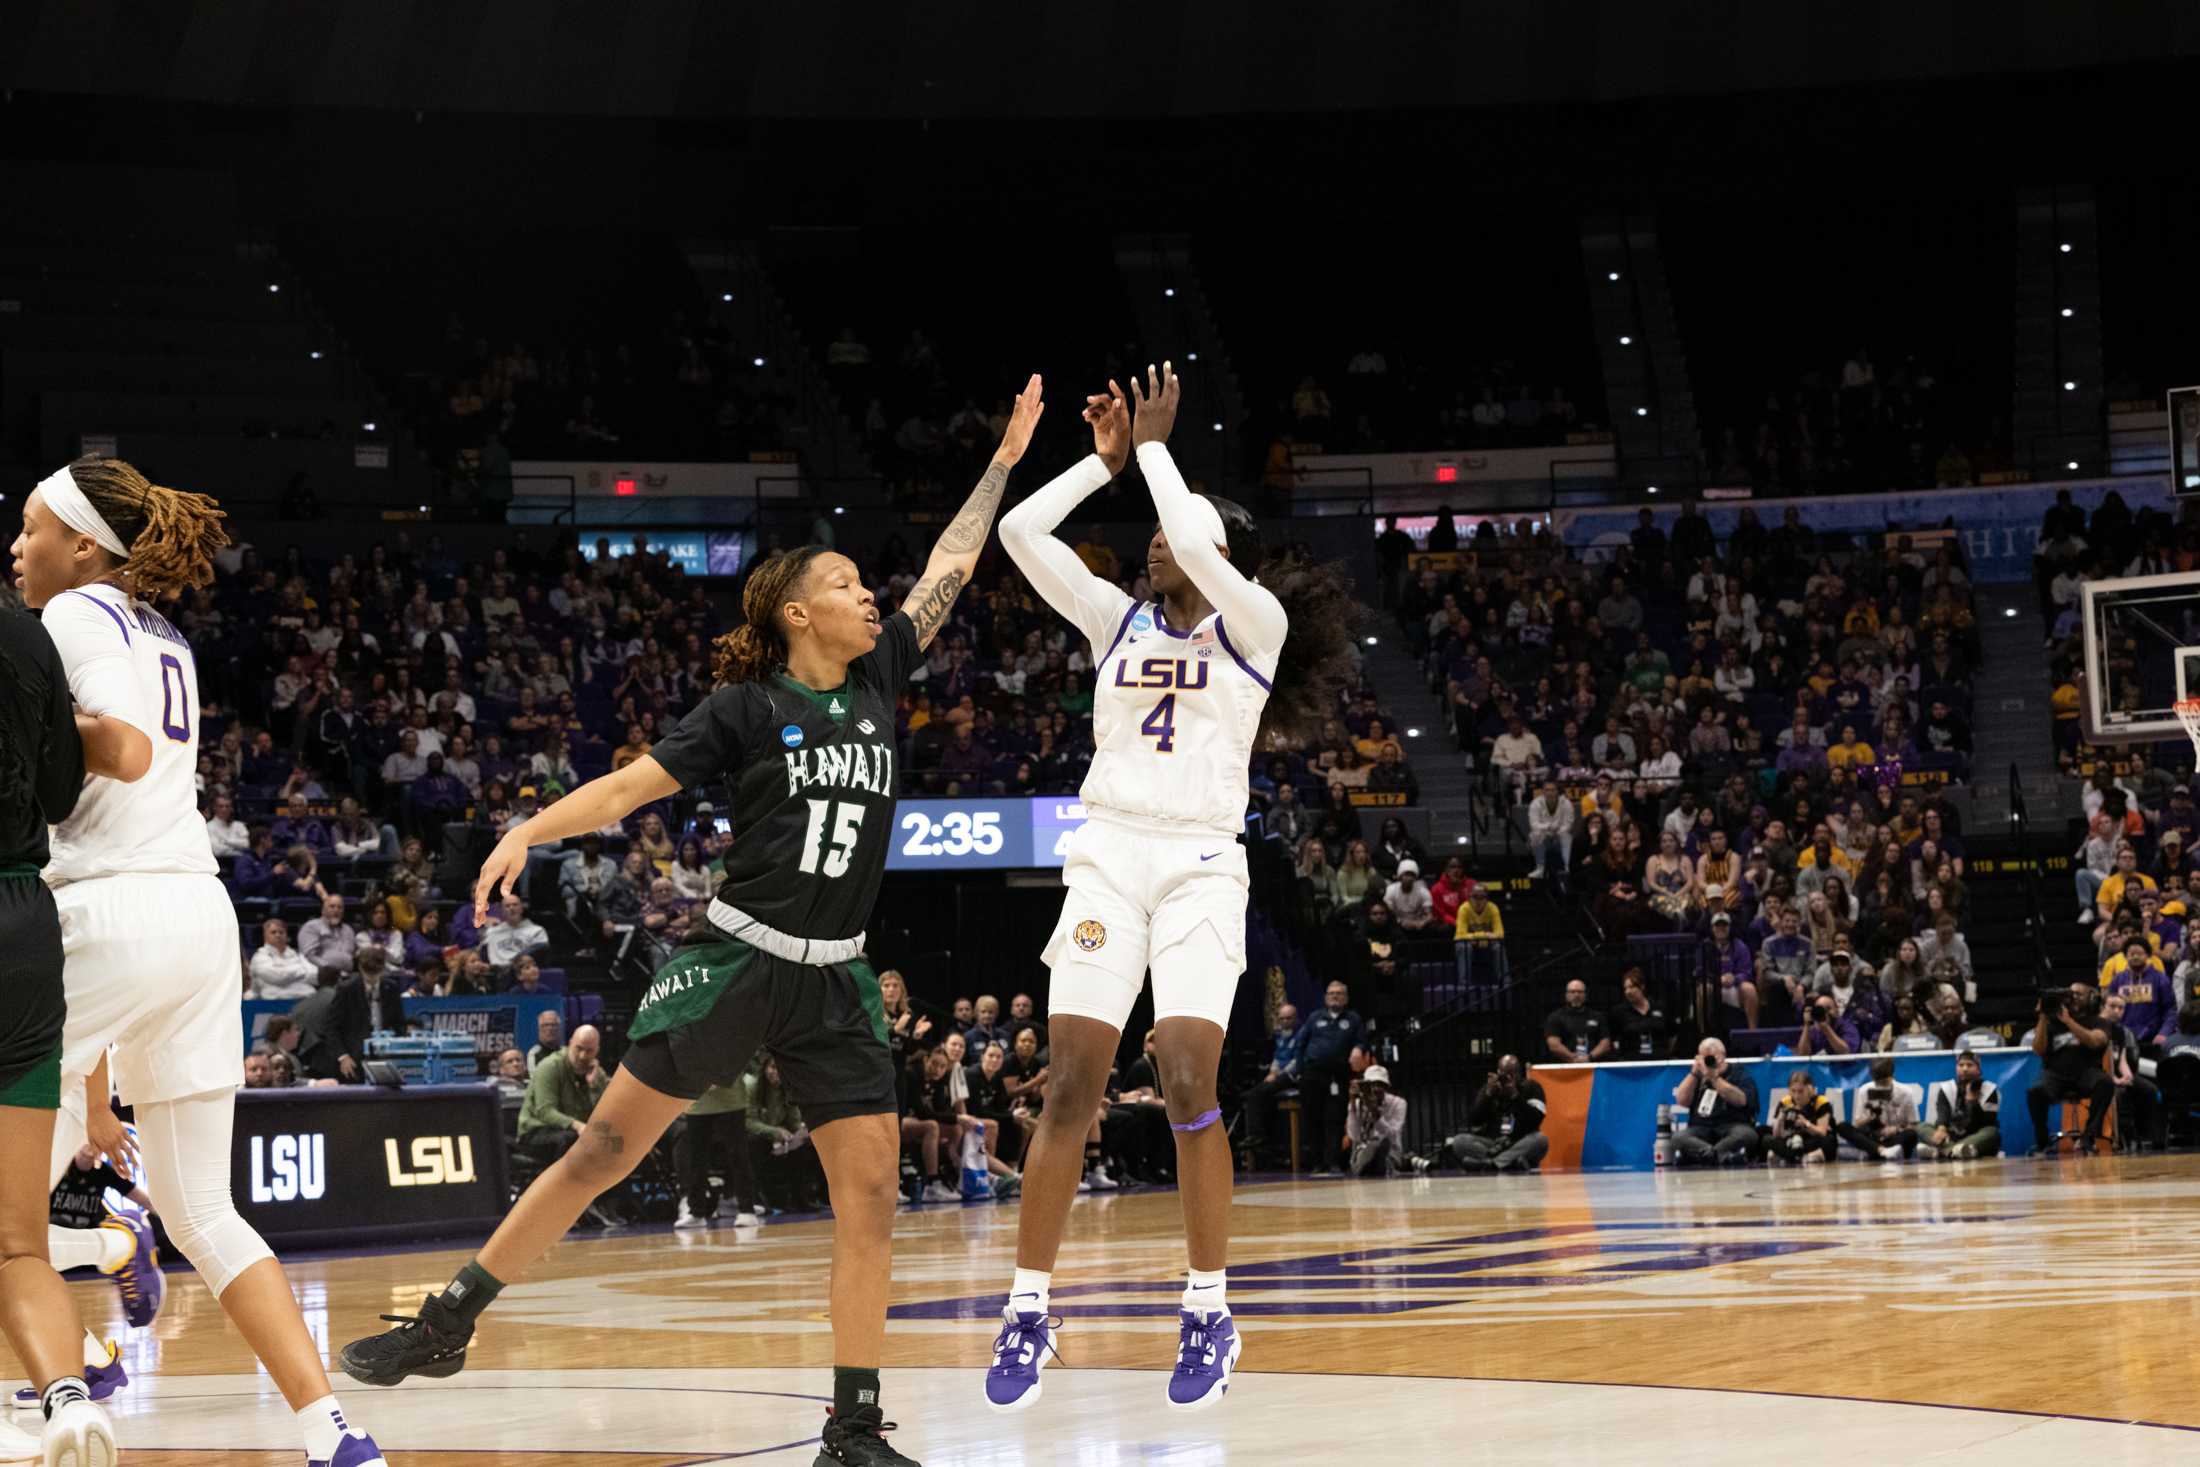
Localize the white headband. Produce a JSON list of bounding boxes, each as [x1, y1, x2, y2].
[[36, 465, 129, 560], [1184, 494, 1228, 551]]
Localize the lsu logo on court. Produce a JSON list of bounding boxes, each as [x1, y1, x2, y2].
[[1074, 920, 1107, 951], [385, 1135, 478, 1188]]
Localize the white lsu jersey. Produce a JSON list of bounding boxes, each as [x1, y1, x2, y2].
[[1082, 599, 1280, 839], [40, 583, 217, 885]]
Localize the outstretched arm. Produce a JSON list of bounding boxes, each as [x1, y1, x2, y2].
[[903, 374, 1045, 650], [473, 756, 682, 918], [1130, 363, 1288, 655], [997, 386, 1137, 651]]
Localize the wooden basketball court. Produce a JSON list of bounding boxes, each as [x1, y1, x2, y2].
[[15, 1156, 2200, 1464]]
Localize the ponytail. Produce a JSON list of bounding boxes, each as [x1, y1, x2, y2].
[[63, 455, 229, 601], [1198, 495, 1363, 747], [710, 546, 830, 687]]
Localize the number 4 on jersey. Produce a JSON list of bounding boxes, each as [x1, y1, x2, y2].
[[799, 799, 865, 877], [1141, 693, 1177, 753]]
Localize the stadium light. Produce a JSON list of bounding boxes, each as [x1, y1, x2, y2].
[[1645, 485, 1659, 494], [2060, 243, 2073, 253], [720, 292, 732, 302], [2067, 460, 2080, 470], [1211, 422, 1223, 431], [753, 356, 766, 367], [1164, 288, 1176, 298], [417, 504, 428, 512], [834, 506, 845, 515], [1607, 271, 1620, 281], [267, 283, 280, 293], [363, 421, 377, 432], [2061, 308, 2074, 318], [309, 350, 322, 360], [1635, 407, 1648, 417], [1456, 835, 1469, 845], [1618, 335, 1632, 345], [1364, 636, 1379, 646], [1405, 727, 1421, 738], [1186, 351, 1199, 361], [2003, 607, 2017, 618], [2064, 381, 2076, 391]]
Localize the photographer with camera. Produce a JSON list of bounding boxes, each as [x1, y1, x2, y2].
[[1671, 1038, 1760, 1166], [1766, 1070, 1837, 1164], [1794, 992, 1859, 1057], [1837, 1056, 1920, 1159], [1920, 1047, 2001, 1160], [2026, 981, 2115, 1155], [1444, 1055, 1549, 1172]]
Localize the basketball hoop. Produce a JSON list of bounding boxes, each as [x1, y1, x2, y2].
[[2176, 696, 2200, 761]]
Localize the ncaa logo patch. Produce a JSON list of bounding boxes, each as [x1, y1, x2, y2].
[[1073, 919, 1107, 952], [780, 724, 805, 748]]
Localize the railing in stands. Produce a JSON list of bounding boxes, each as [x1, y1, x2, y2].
[[2008, 762, 2055, 983], [1391, 907, 1605, 1152]]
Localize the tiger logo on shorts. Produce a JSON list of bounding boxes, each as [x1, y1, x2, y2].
[[1073, 919, 1107, 951]]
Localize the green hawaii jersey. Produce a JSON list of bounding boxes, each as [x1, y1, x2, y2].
[[648, 611, 918, 942]]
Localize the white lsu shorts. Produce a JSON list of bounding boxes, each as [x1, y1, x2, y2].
[[54, 872, 246, 1106], [1040, 818, 1248, 1034]]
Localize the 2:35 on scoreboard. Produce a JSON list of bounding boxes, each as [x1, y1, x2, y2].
[[884, 797, 1089, 872]]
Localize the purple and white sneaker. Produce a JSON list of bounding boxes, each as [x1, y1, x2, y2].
[[1165, 1309, 1242, 1411], [99, 1215, 163, 1329], [983, 1306, 1062, 1413], [310, 1430, 389, 1467], [12, 1341, 126, 1410]]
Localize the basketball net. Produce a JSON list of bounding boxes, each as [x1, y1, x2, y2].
[[2176, 696, 2200, 762]]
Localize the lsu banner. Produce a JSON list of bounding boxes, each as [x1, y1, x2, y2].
[[1553, 476, 2171, 584], [1535, 1047, 2043, 1170]]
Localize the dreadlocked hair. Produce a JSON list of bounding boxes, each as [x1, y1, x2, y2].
[[711, 545, 831, 687], [1198, 494, 1364, 748], [63, 456, 230, 602]]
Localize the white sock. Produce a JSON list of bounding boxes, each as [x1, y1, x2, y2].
[[41, 1377, 88, 1421], [82, 1330, 109, 1369], [1008, 1267, 1051, 1317], [47, 1226, 129, 1273], [1183, 1268, 1227, 1316], [297, 1395, 351, 1459]]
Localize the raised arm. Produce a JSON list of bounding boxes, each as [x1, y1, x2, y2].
[[1131, 363, 1288, 655], [902, 374, 1045, 651], [996, 388, 1137, 651]]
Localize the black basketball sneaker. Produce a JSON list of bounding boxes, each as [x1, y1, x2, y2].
[[814, 1405, 920, 1466], [338, 1294, 474, 1387]]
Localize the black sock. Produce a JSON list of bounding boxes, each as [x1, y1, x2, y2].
[[436, 1260, 504, 1325], [1083, 1144, 1102, 1167], [833, 1366, 881, 1419]]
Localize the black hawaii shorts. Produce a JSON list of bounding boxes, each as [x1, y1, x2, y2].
[[0, 873, 66, 1109], [621, 934, 898, 1129]]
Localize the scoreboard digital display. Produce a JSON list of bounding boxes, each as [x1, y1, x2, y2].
[[884, 797, 1091, 871]]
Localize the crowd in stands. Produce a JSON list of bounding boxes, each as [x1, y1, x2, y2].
[[1707, 348, 1982, 495], [1385, 502, 1987, 1044]]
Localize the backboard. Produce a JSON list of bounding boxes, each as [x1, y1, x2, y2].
[[2079, 569, 2200, 743]]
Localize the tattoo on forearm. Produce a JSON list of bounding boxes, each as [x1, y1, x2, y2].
[[938, 462, 1010, 555], [907, 568, 968, 645]]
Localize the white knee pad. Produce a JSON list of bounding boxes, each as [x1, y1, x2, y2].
[[134, 1092, 274, 1296]]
